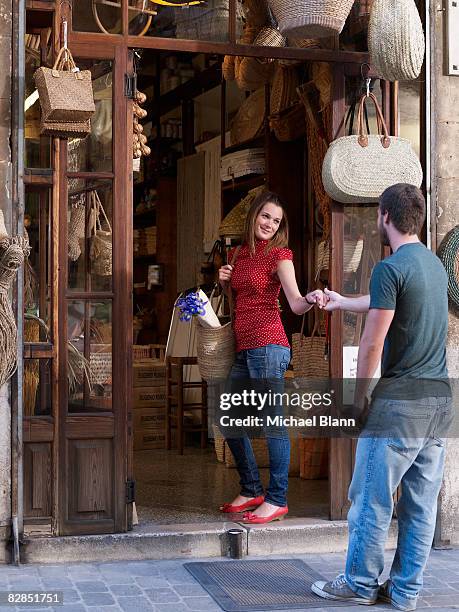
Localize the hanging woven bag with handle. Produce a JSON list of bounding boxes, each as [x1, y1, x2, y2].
[[322, 92, 422, 204], [196, 247, 241, 381], [368, 0, 425, 82], [34, 46, 95, 123], [267, 0, 355, 39], [89, 191, 113, 277], [291, 310, 329, 378]]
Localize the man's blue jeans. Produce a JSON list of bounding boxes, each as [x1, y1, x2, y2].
[[224, 344, 291, 507], [345, 396, 453, 610]]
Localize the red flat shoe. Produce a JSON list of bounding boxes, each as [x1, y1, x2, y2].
[[241, 505, 288, 524], [220, 496, 265, 513]]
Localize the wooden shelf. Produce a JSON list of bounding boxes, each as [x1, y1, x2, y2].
[[221, 174, 267, 192], [150, 63, 222, 121], [222, 135, 265, 156]]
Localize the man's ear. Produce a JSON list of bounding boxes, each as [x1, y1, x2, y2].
[[383, 210, 390, 225]]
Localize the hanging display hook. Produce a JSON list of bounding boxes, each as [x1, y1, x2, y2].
[[366, 78, 371, 97]]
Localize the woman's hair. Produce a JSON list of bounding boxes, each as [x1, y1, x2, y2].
[[243, 191, 289, 254]]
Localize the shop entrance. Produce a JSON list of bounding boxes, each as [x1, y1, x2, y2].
[[21, 1, 408, 537]]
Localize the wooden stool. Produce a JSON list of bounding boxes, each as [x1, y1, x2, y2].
[[165, 356, 207, 455]]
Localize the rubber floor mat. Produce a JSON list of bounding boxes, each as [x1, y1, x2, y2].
[[184, 559, 351, 611]]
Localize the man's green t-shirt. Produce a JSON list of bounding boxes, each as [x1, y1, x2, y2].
[[369, 242, 449, 398]]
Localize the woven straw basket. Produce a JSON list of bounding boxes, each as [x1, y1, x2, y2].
[[230, 88, 265, 146], [316, 238, 364, 276], [242, 0, 272, 27], [236, 55, 274, 91], [267, 0, 355, 39], [270, 102, 306, 142], [219, 185, 266, 239], [254, 26, 287, 48], [222, 55, 236, 81], [34, 46, 95, 123], [292, 314, 328, 378], [438, 225, 459, 310], [368, 0, 425, 81], [322, 93, 422, 204], [40, 118, 91, 138], [270, 64, 300, 115], [196, 321, 235, 381]]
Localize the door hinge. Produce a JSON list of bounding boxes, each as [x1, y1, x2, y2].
[[124, 73, 137, 99], [126, 479, 136, 504]]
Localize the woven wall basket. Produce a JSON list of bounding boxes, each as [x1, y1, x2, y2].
[[242, 0, 272, 27], [270, 102, 306, 142], [438, 225, 459, 310], [267, 0, 355, 39], [368, 0, 425, 81], [219, 185, 266, 239], [40, 118, 91, 138], [270, 64, 300, 115], [253, 25, 287, 49], [236, 55, 274, 91], [230, 88, 265, 145]]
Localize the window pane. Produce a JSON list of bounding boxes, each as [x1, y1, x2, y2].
[[132, 1, 234, 42], [68, 300, 113, 413], [24, 31, 52, 168], [23, 358, 52, 417], [68, 179, 113, 293], [67, 60, 113, 173], [72, 0, 121, 34], [399, 80, 421, 157], [24, 190, 52, 328], [343, 205, 379, 346]]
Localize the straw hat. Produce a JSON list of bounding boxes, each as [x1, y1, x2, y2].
[[0, 210, 9, 241], [219, 185, 266, 239]]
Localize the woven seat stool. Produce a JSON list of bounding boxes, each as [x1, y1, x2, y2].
[[165, 356, 207, 455]]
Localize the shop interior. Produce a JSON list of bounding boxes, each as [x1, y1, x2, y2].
[[22, 3, 422, 532]]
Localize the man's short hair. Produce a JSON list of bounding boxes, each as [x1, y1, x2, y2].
[[379, 184, 426, 235]]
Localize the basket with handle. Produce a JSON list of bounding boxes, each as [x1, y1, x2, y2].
[[89, 190, 113, 277], [267, 0, 355, 39], [34, 46, 95, 123], [291, 310, 329, 378], [196, 247, 241, 381]]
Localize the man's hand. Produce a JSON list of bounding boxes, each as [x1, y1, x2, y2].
[[322, 288, 343, 311]]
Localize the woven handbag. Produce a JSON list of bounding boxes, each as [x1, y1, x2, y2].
[[322, 93, 423, 204], [368, 0, 425, 81], [267, 0, 355, 39], [196, 247, 241, 381], [40, 118, 91, 138], [89, 191, 112, 277], [291, 312, 328, 378], [68, 196, 86, 262], [34, 46, 95, 123]]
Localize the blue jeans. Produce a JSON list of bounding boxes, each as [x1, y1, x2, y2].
[[224, 344, 291, 507], [345, 396, 453, 610]]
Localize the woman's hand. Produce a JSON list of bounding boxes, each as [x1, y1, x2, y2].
[[305, 289, 326, 309], [218, 264, 233, 289]]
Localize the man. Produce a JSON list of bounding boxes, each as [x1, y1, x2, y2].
[[311, 184, 452, 610]]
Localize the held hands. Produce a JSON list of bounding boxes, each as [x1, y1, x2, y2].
[[304, 289, 327, 309], [303, 288, 345, 311]]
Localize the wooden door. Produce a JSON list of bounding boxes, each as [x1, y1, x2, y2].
[[57, 43, 132, 535]]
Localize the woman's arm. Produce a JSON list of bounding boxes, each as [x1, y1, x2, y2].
[[276, 260, 323, 315]]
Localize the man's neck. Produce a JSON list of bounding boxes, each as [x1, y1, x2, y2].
[[389, 233, 420, 253]]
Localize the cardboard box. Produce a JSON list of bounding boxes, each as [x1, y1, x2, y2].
[[133, 360, 166, 388], [134, 429, 166, 450], [133, 407, 166, 431], [133, 386, 166, 408]]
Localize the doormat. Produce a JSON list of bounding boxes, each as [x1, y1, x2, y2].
[[184, 559, 350, 611]]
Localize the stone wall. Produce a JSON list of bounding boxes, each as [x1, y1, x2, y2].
[[0, 0, 12, 534], [432, 0, 459, 544]]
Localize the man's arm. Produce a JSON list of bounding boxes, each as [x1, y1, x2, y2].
[[354, 308, 395, 408], [323, 288, 370, 313]]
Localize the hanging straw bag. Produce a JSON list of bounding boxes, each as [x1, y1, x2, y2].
[[89, 191, 112, 277], [34, 46, 95, 123], [322, 92, 423, 204], [267, 0, 355, 39], [68, 195, 86, 262], [368, 0, 425, 81], [291, 311, 329, 378], [196, 247, 241, 381], [270, 102, 306, 141]]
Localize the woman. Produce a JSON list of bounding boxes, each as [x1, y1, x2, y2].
[[218, 191, 323, 524]]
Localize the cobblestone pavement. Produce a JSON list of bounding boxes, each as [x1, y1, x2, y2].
[[0, 548, 458, 611]]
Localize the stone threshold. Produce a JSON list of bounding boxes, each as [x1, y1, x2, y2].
[[20, 518, 398, 564]]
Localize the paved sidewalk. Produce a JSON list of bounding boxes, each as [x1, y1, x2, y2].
[[0, 548, 458, 611]]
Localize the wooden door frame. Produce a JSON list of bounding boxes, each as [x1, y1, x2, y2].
[[55, 31, 132, 534], [328, 64, 395, 520]]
